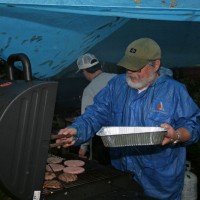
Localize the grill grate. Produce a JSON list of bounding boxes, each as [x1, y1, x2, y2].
[[42, 154, 138, 199], [62, 167, 125, 188]]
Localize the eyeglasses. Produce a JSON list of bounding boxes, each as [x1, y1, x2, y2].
[[127, 68, 143, 73], [126, 62, 154, 73]]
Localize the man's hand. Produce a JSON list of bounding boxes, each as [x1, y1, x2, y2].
[[161, 123, 177, 145], [161, 123, 190, 146], [56, 127, 78, 148], [78, 148, 87, 158]]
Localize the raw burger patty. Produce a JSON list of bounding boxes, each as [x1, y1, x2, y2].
[[58, 173, 78, 183], [44, 172, 56, 180], [47, 156, 63, 164], [63, 166, 85, 174], [64, 160, 85, 167], [46, 164, 65, 172], [43, 180, 63, 189]]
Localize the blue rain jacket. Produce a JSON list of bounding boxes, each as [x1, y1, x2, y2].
[[72, 74, 200, 199]]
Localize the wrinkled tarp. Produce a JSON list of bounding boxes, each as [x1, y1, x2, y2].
[[0, 0, 200, 79], [1, 0, 200, 21]]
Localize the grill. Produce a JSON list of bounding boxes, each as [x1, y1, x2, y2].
[[0, 54, 154, 200]]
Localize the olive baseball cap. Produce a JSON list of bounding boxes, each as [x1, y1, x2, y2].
[[118, 38, 161, 71]]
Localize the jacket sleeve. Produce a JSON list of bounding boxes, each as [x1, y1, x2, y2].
[[172, 83, 200, 145]]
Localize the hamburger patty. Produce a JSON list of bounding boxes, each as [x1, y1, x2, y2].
[[47, 156, 63, 164], [63, 166, 85, 174], [44, 172, 56, 180], [64, 160, 85, 167], [46, 164, 65, 172], [58, 173, 78, 183], [43, 180, 63, 189]]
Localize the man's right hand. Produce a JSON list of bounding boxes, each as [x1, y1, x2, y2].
[[56, 127, 77, 148]]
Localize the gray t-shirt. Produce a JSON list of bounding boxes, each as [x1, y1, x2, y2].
[[81, 72, 116, 114]]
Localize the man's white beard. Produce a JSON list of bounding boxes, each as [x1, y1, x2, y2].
[[126, 72, 157, 89]]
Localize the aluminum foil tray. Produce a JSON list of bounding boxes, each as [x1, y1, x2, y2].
[[96, 127, 166, 147]]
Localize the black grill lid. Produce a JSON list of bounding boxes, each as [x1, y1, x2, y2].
[[0, 54, 58, 200]]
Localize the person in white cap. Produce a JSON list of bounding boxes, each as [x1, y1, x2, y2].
[[76, 53, 116, 162], [56, 38, 200, 199]]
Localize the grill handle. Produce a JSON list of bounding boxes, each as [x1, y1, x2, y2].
[[7, 53, 32, 81]]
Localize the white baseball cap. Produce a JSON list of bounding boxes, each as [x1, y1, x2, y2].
[[76, 53, 99, 73]]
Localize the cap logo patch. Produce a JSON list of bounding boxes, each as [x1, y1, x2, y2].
[[130, 48, 136, 54]]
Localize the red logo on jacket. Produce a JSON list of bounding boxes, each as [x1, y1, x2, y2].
[[157, 102, 164, 111]]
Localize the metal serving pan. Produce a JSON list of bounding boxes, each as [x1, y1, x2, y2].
[[96, 127, 166, 147]]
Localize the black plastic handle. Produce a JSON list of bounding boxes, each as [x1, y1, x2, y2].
[[7, 53, 32, 81]]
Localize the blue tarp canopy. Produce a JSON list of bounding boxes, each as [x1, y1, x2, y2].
[[0, 0, 200, 79]]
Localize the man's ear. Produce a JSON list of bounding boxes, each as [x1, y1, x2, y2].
[[154, 60, 161, 72]]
